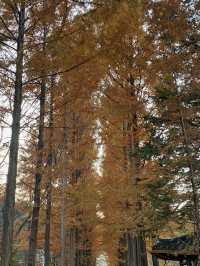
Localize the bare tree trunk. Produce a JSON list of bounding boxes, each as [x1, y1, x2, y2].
[[60, 178, 67, 266], [119, 98, 148, 266], [44, 146, 53, 266], [44, 84, 54, 266], [28, 75, 46, 266], [128, 111, 148, 266], [129, 235, 148, 266], [60, 100, 68, 266], [1, 4, 25, 266], [28, 5, 48, 263], [44, 160, 53, 266], [119, 215, 148, 266]]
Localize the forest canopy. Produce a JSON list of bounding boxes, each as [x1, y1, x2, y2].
[[0, 1, 199, 266]]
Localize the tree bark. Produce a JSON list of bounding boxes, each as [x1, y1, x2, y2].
[[28, 4, 47, 263], [44, 84, 54, 266], [60, 100, 68, 266], [128, 114, 148, 266], [60, 177, 67, 266], [28, 73, 46, 265], [44, 151, 53, 266], [128, 111, 148, 266], [152, 255, 159, 266], [119, 89, 148, 266], [1, 4, 25, 266]]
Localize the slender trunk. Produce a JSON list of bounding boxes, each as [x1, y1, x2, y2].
[[28, 6, 47, 263], [44, 175, 52, 266], [119, 103, 148, 266], [1, 4, 25, 266], [60, 188, 67, 266], [128, 111, 148, 266], [28, 76, 46, 266], [152, 255, 159, 266], [44, 85, 54, 266], [60, 102, 68, 266]]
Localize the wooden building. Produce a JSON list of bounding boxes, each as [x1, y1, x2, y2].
[[151, 235, 198, 266]]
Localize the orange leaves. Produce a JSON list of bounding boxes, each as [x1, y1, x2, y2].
[[6, 1, 199, 264]]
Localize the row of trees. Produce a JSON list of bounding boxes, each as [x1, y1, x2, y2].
[[0, 0, 199, 266]]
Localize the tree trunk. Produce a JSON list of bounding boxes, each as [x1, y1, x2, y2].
[[60, 100, 68, 266], [128, 112, 148, 266], [65, 228, 76, 266], [119, 233, 148, 266], [44, 147, 53, 266], [1, 4, 25, 266], [119, 96, 148, 266], [152, 255, 159, 266], [60, 177, 67, 266], [44, 84, 54, 266], [28, 5, 48, 263], [28, 76, 46, 266]]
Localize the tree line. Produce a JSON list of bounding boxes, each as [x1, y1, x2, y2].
[[0, 1, 199, 266]]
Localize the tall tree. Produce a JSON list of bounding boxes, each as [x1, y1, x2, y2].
[[147, 0, 200, 260], [0, 2, 25, 265], [27, 2, 48, 262]]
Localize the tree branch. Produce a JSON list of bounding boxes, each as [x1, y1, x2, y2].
[[6, 0, 19, 24], [0, 40, 17, 51], [23, 53, 99, 85], [0, 16, 17, 40], [0, 64, 16, 75], [70, 0, 103, 7], [15, 213, 31, 238]]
